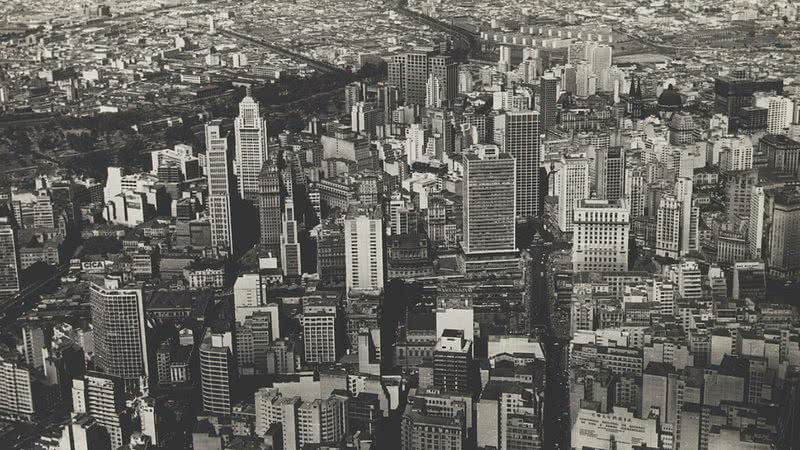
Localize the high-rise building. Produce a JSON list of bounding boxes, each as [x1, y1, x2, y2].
[[205, 120, 234, 253], [401, 398, 464, 450], [539, 72, 558, 131], [258, 161, 282, 257], [89, 278, 148, 388], [0, 217, 20, 301], [234, 94, 269, 202], [596, 146, 625, 201], [72, 372, 129, 450], [316, 224, 346, 285], [0, 350, 37, 422], [767, 189, 800, 279], [748, 186, 765, 260], [280, 199, 301, 277], [753, 94, 793, 135], [199, 328, 235, 415], [462, 144, 516, 254], [625, 165, 646, 219], [302, 296, 337, 364], [572, 199, 630, 272], [433, 329, 473, 394], [732, 261, 766, 301], [715, 75, 783, 132], [344, 204, 384, 293], [675, 177, 699, 255], [656, 194, 681, 259], [22, 325, 45, 369], [388, 52, 458, 107], [496, 110, 541, 217], [557, 156, 591, 234]]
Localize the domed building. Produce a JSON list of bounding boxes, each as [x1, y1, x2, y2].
[[657, 84, 683, 119]]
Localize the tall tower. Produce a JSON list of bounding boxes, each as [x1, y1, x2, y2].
[[200, 328, 235, 415], [462, 144, 516, 255], [258, 162, 282, 258], [539, 71, 558, 132], [557, 156, 591, 234], [0, 217, 20, 302], [234, 93, 269, 202], [656, 194, 681, 259], [280, 199, 301, 277], [206, 120, 234, 253], [748, 186, 765, 260], [498, 110, 542, 218], [344, 204, 384, 293], [302, 296, 337, 364], [90, 277, 148, 390]]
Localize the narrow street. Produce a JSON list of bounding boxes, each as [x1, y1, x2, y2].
[[528, 234, 571, 450]]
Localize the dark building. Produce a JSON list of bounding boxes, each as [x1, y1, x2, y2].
[[347, 392, 382, 437], [258, 162, 282, 258], [737, 106, 768, 133], [714, 76, 783, 131], [316, 224, 346, 285], [596, 146, 625, 201], [539, 72, 558, 131]]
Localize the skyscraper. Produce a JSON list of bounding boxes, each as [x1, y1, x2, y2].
[[344, 203, 384, 293], [433, 329, 473, 394], [258, 161, 282, 257], [596, 146, 625, 201], [206, 120, 235, 253], [280, 199, 301, 277], [199, 328, 235, 415], [462, 145, 516, 254], [0, 217, 20, 302], [748, 186, 766, 260], [497, 110, 541, 218], [572, 198, 630, 273], [234, 94, 269, 202], [72, 372, 129, 450], [89, 277, 148, 389], [557, 156, 591, 234], [539, 71, 558, 132], [460, 144, 519, 273], [656, 194, 681, 259], [302, 296, 337, 364], [767, 188, 800, 279], [388, 51, 457, 106], [0, 349, 37, 422]]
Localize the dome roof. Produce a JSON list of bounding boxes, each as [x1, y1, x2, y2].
[[658, 84, 683, 109]]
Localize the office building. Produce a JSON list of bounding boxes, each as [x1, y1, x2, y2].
[[258, 161, 282, 257], [89, 278, 148, 388], [572, 199, 630, 272], [199, 328, 235, 415], [0, 217, 20, 301], [234, 94, 269, 202], [749, 186, 765, 259], [596, 146, 625, 201], [496, 110, 541, 217], [0, 350, 37, 422], [714, 75, 783, 131], [401, 402, 464, 450], [206, 120, 234, 253], [433, 329, 472, 394], [460, 144, 518, 273], [753, 94, 793, 135], [767, 189, 800, 279], [280, 199, 301, 277], [557, 156, 591, 234], [761, 134, 800, 176], [302, 296, 338, 364], [539, 71, 558, 131], [656, 194, 681, 259], [732, 261, 766, 301], [344, 204, 384, 293], [72, 372, 129, 450]]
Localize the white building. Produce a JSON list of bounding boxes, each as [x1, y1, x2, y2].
[[344, 204, 384, 293], [206, 121, 234, 253], [234, 95, 269, 202], [572, 198, 630, 272], [571, 406, 659, 450], [557, 156, 591, 234], [754, 94, 793, 135]]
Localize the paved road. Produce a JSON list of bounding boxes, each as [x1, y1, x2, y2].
[[528, 236, 571, 450]]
